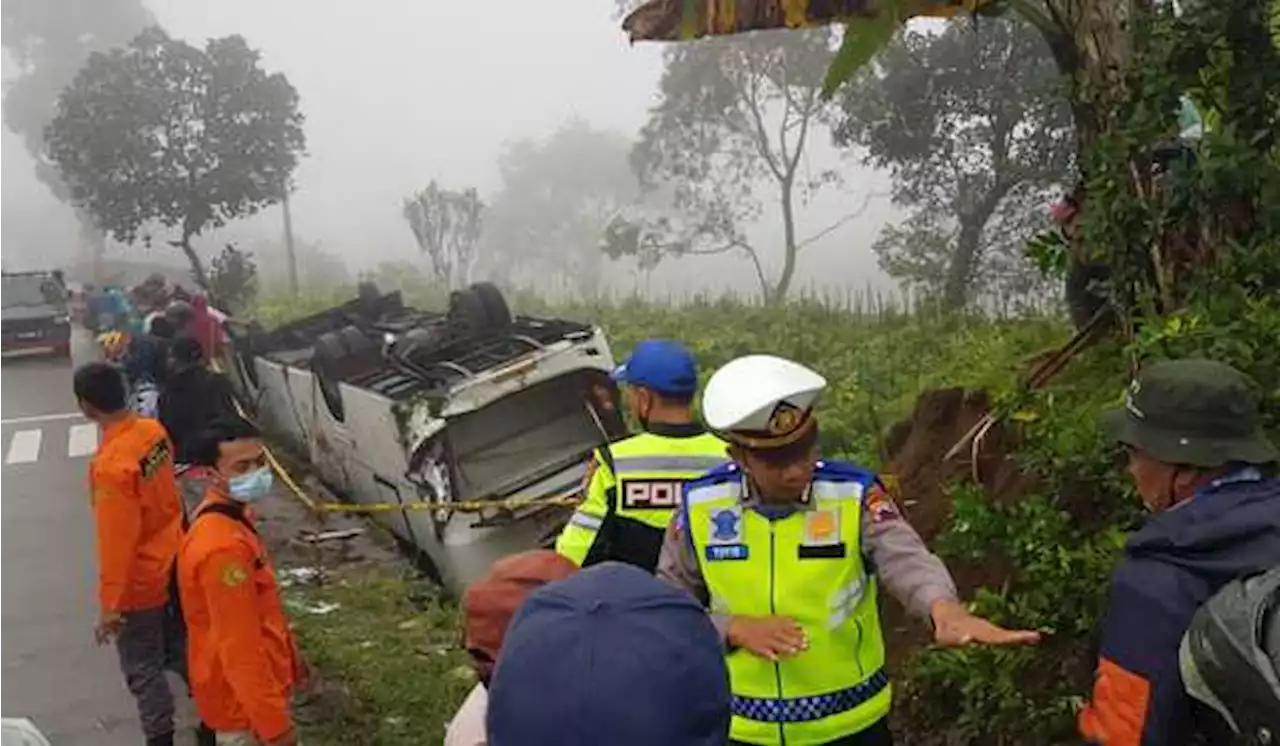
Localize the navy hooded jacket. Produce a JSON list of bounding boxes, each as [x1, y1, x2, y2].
[[1080, 471, 1280, 746]]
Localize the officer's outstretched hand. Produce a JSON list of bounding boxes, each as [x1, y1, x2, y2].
[[930, 600, 1042, 647], [728, 615, 809, 661]]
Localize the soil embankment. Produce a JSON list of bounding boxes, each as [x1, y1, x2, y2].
[[878, 388, 1035, 666]]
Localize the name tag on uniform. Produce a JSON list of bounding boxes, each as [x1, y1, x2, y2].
[[798, 543, 847, 560], [706, 544, 749, 561]]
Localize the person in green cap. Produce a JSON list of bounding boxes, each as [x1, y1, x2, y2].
[[1079, 358, 1280, 746]]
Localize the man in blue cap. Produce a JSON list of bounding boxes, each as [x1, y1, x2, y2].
[[556, 339, 727, 573], [486, 562, 731, 746]]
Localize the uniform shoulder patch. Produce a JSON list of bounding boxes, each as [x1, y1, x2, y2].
[[220, 561, 250, 588], [138, 438, 172, 479], [865, 483, 900, 523]]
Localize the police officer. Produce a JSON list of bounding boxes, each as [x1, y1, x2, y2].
[[556, 339, 727, 573], [658, 354, 1040, 746]]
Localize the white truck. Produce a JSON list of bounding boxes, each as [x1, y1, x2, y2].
[[221, 283, 628, 590]]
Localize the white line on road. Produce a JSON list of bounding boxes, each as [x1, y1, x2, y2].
[[67, 423, 99, 459], [6, 429, 43, 465], [1, 412, 84, 426]]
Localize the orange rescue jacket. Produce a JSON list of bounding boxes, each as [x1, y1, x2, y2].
[[90, 413, 183, 612], [178, 490, 298, 740]]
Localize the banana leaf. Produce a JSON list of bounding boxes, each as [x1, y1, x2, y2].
[[622, 0, 998, 43]]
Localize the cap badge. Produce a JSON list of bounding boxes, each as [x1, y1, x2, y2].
[[768, 402, 803, 435]]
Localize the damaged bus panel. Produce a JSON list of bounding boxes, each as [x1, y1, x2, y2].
[[220, 282, 628, 590]]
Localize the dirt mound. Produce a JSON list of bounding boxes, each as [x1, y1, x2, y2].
[[886, 387, 1033, 542], [878, 387, 1038, 674]]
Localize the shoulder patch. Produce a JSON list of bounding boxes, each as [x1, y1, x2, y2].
[[91, 483, 127, 507], [220, 562, 250, 588], [865, 483, 901, 523], [138, 438, 172, 479]]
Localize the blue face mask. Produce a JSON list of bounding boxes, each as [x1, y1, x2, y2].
[[228, 466, 273, 503]]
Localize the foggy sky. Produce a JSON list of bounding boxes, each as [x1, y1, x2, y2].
[[2, 0, 905, 299]]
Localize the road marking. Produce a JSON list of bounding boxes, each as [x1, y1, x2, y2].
[[67, 423, 99, 458], [6, 429, 42, 465], [1, 412, 84, 425]]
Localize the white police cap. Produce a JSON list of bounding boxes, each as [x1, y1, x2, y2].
[[701, 355, 827, 449]]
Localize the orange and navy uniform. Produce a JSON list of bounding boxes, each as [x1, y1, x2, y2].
[[1078, 470, 1280, 745], [90, 413, 183, 613], [178, 490, 299, 741]]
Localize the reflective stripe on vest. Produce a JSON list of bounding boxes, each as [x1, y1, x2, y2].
[[568, 511, 603, 531], [686, 466, 891, 744], [605, 432, 728, 531]]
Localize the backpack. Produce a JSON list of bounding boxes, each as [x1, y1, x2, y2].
[[1179, 566, 1280, 744]]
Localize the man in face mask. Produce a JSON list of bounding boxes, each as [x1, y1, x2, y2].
[[1079, 358, 1280, 746], [555, 339, 727, 573], [177, 418, 305, 746]]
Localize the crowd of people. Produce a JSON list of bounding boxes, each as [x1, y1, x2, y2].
[[76, 282, 301, 746], [71, 315, 1279, 746]]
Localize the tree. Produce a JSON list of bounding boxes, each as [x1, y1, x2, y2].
[[835, 18, 1074, 310], [403, 182, 485, 290], [207, 244, 259, 314], [482, 119, 640, 294], [607, 29, 876, 305], [2, 0, 156, 273], [43, 26, 306, 290]]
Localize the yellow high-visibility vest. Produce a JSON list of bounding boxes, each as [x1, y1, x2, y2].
[[685, 462, 890, 745], [556, 430, 726, 569]]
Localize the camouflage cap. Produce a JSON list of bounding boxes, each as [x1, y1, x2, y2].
[[1102, 358, 1278, 468]]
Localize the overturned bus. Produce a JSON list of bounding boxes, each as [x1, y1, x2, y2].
[[220, 283, 628, 590]]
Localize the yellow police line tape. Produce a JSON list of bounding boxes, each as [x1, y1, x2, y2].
[[210, 358, 901, 517]]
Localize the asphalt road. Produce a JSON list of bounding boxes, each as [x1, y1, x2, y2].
[[2, 330, 193, 744]]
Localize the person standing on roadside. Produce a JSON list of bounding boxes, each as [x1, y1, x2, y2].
[[445, 550, 580, 746], [659, 354, 1042, 746], [178, 418, 305, 746], [158, 338, 240, 515], [1078, 358, 1280, 746], [75, 362, 188, 746], [555, 339, 726, 572]]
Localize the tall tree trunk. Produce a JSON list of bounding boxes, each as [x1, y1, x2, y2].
[[771, 176, 799, 306], [943, 219, 984, 310], [176, 234, 210, 293], [1033, 0, 1139, 156], [76, 211, 106, 283], [1038, 1, 1158, 323]]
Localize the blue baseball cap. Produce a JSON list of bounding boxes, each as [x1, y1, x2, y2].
[[610, 339, 698, 397], [486, 562, 731, 746]]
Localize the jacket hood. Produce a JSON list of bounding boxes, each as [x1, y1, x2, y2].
[[1127, 475, 1280, 583]]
